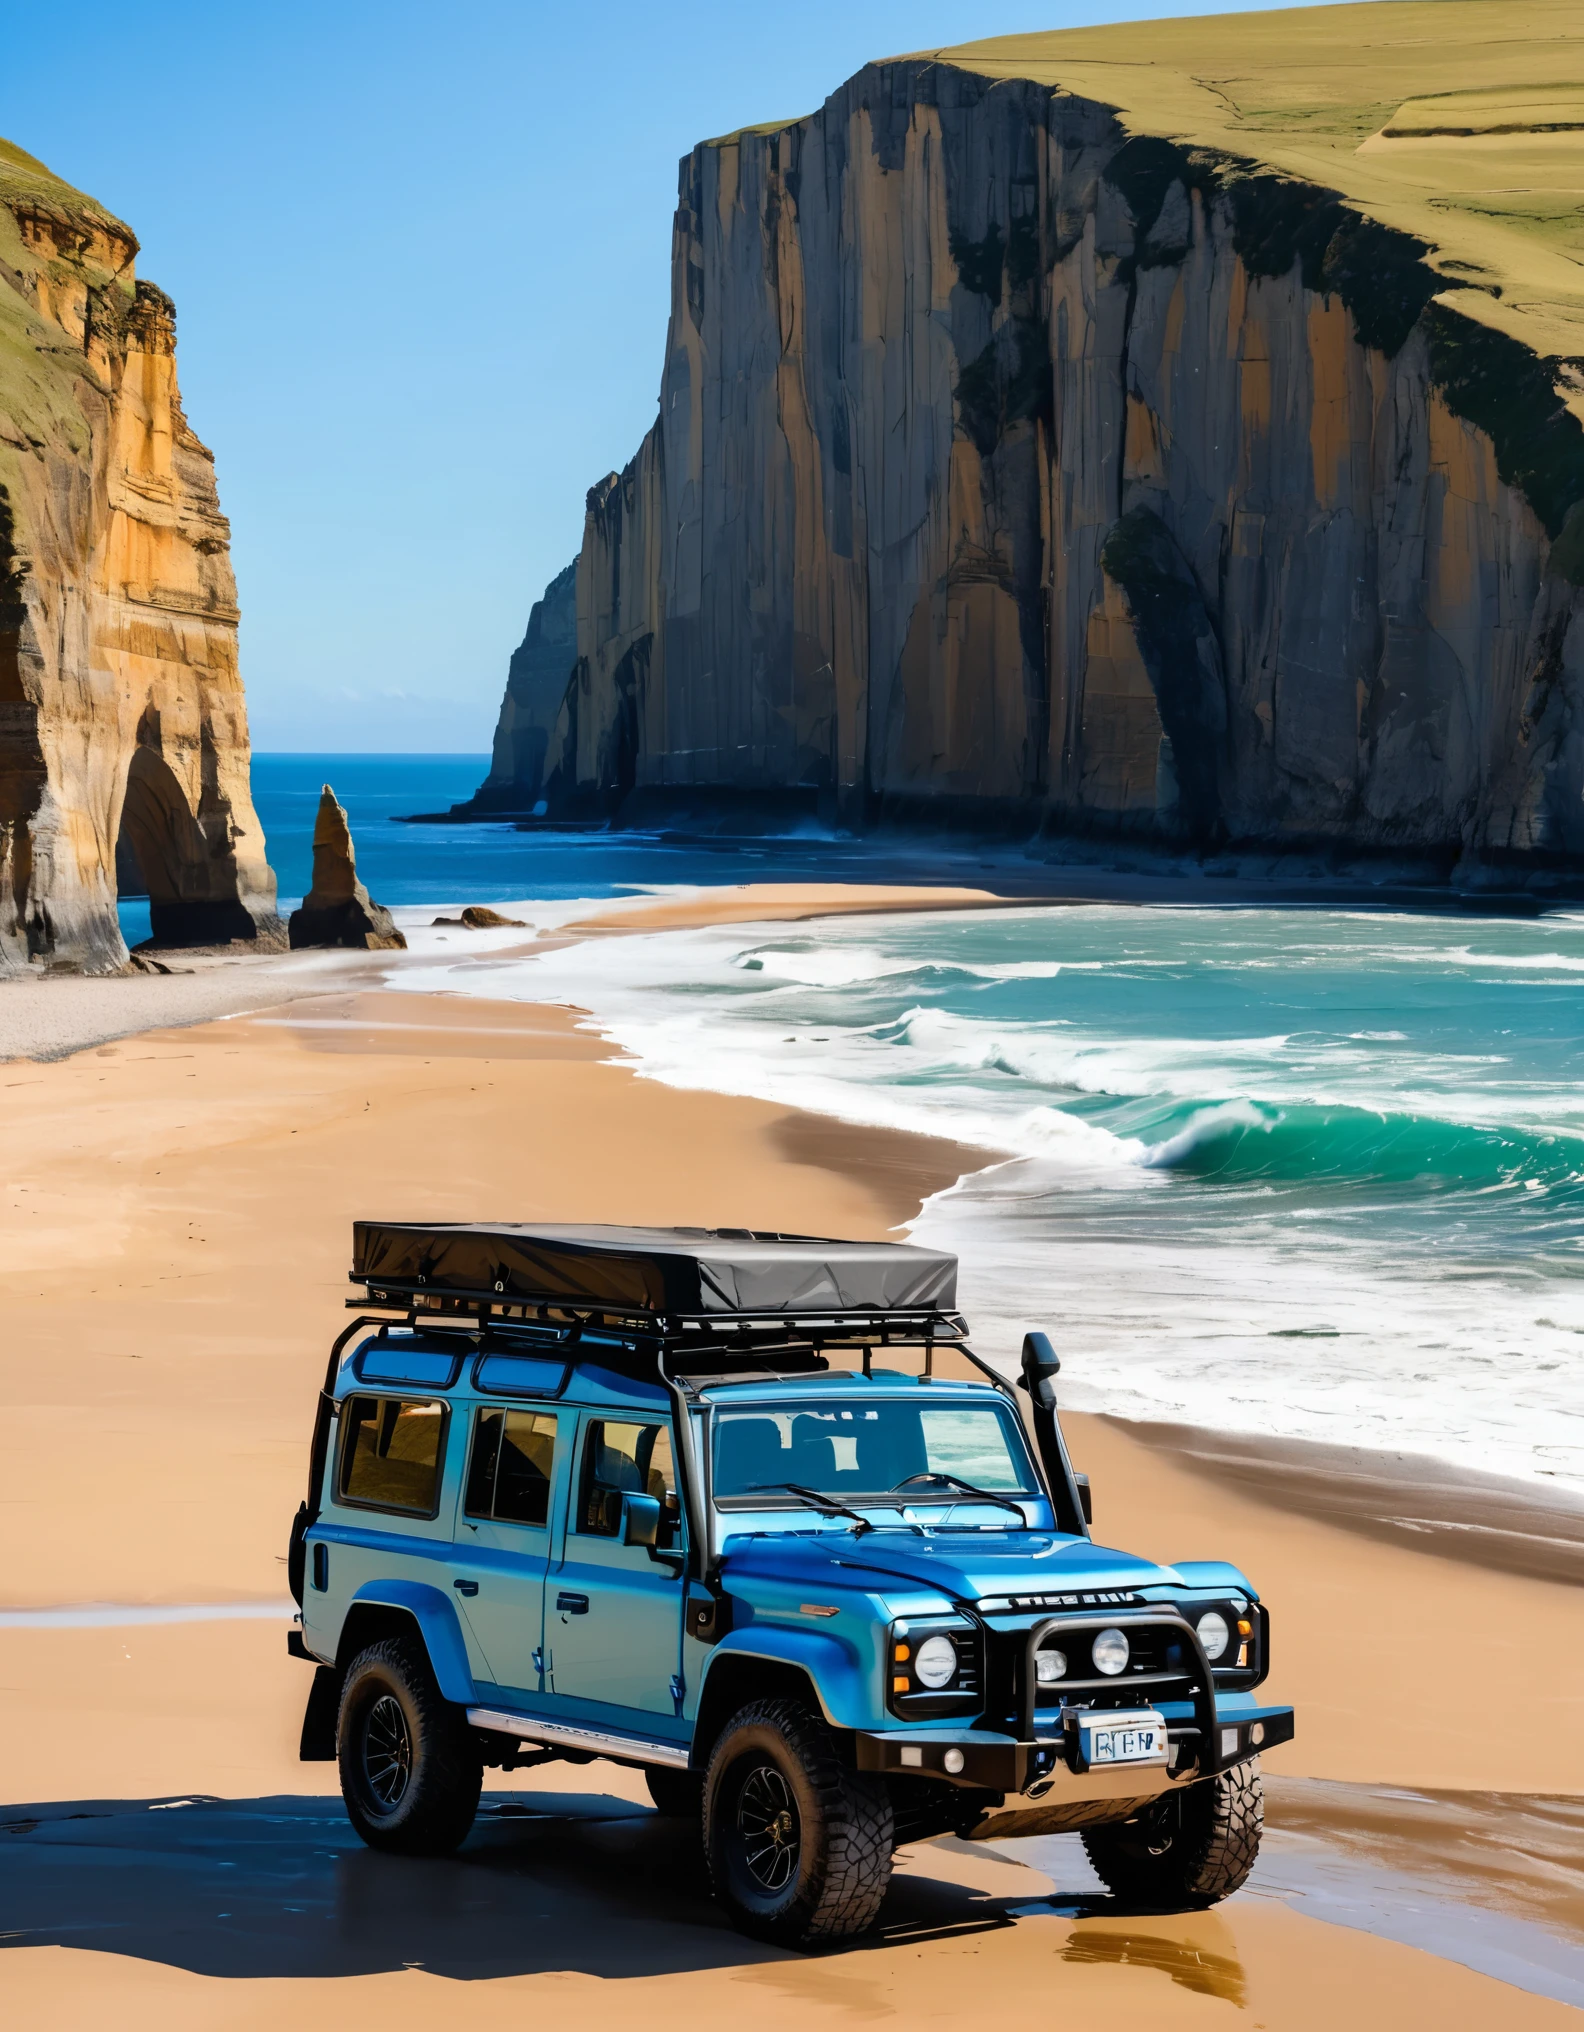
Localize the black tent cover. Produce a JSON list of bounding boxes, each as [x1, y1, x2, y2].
[[352, 1221, 958, 1318]]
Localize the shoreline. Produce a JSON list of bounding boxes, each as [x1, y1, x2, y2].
[[6, 880, 1584, 1540]]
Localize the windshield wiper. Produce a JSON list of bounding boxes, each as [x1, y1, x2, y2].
[[751, 1482, 874, 1535], [893, 1471, 1027, 1522]]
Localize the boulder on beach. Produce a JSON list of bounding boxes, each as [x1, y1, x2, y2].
[[287, 787, 407, 951], [431, 906, 526, 929]]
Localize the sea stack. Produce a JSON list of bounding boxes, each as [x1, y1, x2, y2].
[[0, 137, 279, 970], [287, 786, 406, 950]]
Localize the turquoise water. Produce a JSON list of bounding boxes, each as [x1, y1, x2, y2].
[[392, 900, 1584, 1489]]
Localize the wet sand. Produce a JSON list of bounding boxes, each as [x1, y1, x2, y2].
[[1110, 1418, 1584, 1588], [1, 901, 1581, 2023]]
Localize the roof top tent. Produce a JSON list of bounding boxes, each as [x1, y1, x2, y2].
[[348, 1222, 969, 1380]]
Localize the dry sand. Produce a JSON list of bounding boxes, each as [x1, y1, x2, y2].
[[1, 906, 1581, 2024]]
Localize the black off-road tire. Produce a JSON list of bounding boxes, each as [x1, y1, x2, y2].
[[337, 1636, 482, 1856], [1082, 1757, 1264, 1908], [704, 1697, 894, 1947], [646, 1766, 704, 1820]]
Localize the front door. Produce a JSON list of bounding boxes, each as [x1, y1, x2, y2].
[[546, 1413, 687, 1730], [448, 1403, 562, 1701]]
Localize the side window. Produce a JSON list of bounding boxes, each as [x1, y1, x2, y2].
[[338, 1396, 446, 1516], [578, 1419, 680, 1546], [465, 1408, 558, 1527]]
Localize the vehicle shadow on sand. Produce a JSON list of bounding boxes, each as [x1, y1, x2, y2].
[[0, 1790, 1074, 1978]]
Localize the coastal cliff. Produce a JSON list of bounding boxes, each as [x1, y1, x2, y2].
[[467, 561, 577, 815], [481, 1, 1584, 877], [0, 139, 276, 970]]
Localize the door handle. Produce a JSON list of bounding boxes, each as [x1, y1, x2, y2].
[[453, 1578, 479, 1597], [555, 1591, 590, 1615]]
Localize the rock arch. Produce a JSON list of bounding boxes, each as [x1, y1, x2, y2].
[[114, 741, 260, 947]]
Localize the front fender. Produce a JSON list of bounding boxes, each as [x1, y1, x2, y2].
[[347, 1579, 475, 1704], [702, 1625, 877, 1732], [1171, 1559, 1258, 1599]]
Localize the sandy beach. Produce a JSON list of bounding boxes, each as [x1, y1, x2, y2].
[[1, 891, 1581, 2025]]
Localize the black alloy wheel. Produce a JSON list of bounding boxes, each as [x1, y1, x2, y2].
[[736, 1761, 801, 1892], [703, 1696, 893, 1947], [360, 1693, 413, 1809], [1082, 1758, 1264, 1907], [336, 1635, 482, 1855]]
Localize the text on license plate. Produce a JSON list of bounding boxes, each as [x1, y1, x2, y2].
[[1089, 1724, 1162, 1764]]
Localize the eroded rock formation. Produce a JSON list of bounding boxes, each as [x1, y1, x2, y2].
[[459, 561, 577, 816], [0, 139, 277, 970], [288, 786, 404, 951], [481, 31, 1584, 878]]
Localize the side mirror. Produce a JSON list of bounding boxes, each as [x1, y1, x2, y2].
[[1020, 1331, 1060, 1400], [621, 1492, 662, 1548]]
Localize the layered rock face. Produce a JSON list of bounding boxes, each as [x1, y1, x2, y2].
[[463, 561, 577, 815], [494, 42, 1584, 874], [0, 140, 277, 969]]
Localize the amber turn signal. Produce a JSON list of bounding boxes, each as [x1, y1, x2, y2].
[[892, 1675, 910, 1694]]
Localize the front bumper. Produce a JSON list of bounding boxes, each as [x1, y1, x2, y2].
[[853, 1699, 1295, 1798]]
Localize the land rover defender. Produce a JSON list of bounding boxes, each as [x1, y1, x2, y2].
[[287, 1222, 1293, 1946]]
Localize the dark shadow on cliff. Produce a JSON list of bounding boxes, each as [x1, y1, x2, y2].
[[0, 1791, 1028, 1979]]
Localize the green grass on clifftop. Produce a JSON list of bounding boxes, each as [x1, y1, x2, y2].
[[917, 0, 1584, 374]]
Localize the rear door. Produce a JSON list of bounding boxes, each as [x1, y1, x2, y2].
[[544, 1412, 687, 1729], [447, 1403, 564, 1702]]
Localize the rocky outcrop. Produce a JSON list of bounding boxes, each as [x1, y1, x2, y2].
[[288, 786, 404, 950], [0, 138, 277, 970], [458, 561, 577, 815], [489, 22, 1584, 878]]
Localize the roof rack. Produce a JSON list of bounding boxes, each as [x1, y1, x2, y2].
[[350, 1286, 969, 1355]]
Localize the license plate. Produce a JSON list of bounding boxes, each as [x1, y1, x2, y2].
[[1086, 1721, 1163, 1764]]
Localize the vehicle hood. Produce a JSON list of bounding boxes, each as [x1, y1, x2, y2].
[[717, 1527, 1184, 1602]]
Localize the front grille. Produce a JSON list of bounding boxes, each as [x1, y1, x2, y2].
[[981, 1614, 1204, 1733]]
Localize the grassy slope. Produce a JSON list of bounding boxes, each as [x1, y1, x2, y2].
[[915, 0, 1584, 369]]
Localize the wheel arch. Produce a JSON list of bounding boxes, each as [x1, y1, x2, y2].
[[336, 1581, 475, 1704], [693, 1637, 859, 1772]]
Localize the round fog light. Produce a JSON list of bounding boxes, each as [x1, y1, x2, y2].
[[1196, 1610, 1230, 1662], [913, 1634, 959, 1689], [943, 1747, 965, 1775], [1035, 1649, 1068, 1685], [1092, 1627, 1130, 1676]]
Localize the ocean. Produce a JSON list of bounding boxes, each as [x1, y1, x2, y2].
[[391, 900, 1584, 1495], [134, 756, 1584, 1493]]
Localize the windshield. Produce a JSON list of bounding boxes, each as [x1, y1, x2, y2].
[[711, 1399, 1039, 1505]]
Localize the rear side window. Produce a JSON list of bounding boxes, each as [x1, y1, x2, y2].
[[465, 1408, 558, 1527], [338, 1396, 447, 1515], [578, 1419, 679, 1544]]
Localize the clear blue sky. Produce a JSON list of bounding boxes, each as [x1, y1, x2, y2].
[[5, 0, 1306, 752]]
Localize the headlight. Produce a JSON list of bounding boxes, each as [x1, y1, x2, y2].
[[913, 1633, 959, 1689], [1091, 1627, 1129, 1676], [1035, 1648, 1068, 1685], [1196, 1610, 1230, 1661]]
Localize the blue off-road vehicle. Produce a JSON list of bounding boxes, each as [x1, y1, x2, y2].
[[287, 1223, 1294, 1947]]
